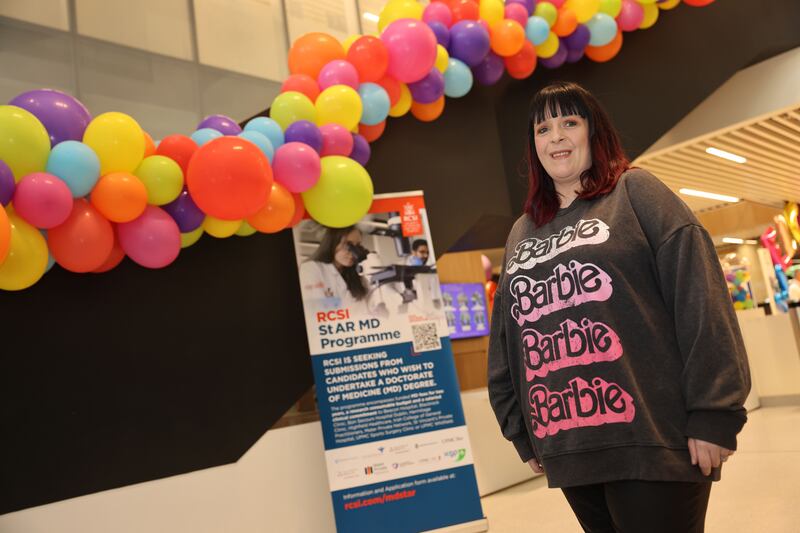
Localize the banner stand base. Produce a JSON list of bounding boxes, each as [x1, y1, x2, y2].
[[422, 518, 489, 533]]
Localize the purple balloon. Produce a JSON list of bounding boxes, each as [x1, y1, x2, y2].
[[564, 24, 591, 51], [566, 48, 585, 64], [408, 69, 445, 104], [448, 21, 491, 67], [196, 114, 242, 135], [540, 41, 569, 69], [0, 160, 14, 206], [506, 0, 534, 15], [428, 21, 451, 48], [472, 52, 505, 86], [8, 89, 91, 147], [163, 187, 204, 233], [284, 120, 323, 153], [349, 134, 371, 167]]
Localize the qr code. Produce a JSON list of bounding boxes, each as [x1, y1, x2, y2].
[[412, 322, 441, 352]]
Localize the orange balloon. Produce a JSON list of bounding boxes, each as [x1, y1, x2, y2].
[[585, 30, 623, 63], [411, 96, 445, 122], [90, 172, 148, 223], [490, 20, 525, 57], [247, 183, 295, 233], [48, 199, 114, 273], [359, 121, 386, 143], [553, 8, 578, 37], [0, 204, 10, 264], [347, 36, 389, 83], [281, 74, 321, 102], [288, 33, 346, 79], [289, 192, 306, 228], [143, 131, 156, 157], [504, 41, 537, 79]]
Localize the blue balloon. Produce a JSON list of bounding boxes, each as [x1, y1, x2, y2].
[[525, 16, 550, 46], [586, 13, 617, 47], [244, 117, 285, 149], [45, 140, 100, 198], [358, 83, 390, 126], [191, 128, 223, 146], [238, 130, 275, 162], [443, 58, 473, 98]]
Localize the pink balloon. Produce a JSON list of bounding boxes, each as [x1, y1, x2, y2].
[[504, 3, 529, 26], [423, 2, 453, 27], [381, 19, 438, 83], [319, 124, 355, 157], [13, 172, 73, 229], [118, 205, 180, 269], [617, 0, 645, 32], [318, 60, 360, 90], [272, 142, 322, 193], [477, 18, 490, 34]]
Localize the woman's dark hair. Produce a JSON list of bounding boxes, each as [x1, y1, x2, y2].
[[311, 226, 368, 300], [524, 81, 629, 227]]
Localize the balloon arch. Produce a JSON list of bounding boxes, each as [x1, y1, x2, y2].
[[0, 0, 715, 290]]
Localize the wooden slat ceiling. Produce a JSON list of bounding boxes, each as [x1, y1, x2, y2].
[[633, 104, 800, 213]]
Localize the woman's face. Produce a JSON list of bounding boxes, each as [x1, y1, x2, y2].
[[333, 229, 362, 269], [533, 108, 592, 186]]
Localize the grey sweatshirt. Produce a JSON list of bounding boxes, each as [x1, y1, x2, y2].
[[488, 169, 751, 488]]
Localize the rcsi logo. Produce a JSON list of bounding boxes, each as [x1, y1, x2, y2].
[[443, 448, 467, 462]]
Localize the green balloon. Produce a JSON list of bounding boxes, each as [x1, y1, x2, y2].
[[599, 0, 622, 17], [302, 156, 373, 228], [0, 105, 50, 181]]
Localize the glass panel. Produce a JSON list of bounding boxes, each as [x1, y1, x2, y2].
[[0, 0, 70, 31]]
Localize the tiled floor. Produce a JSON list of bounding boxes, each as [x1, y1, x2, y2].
[[480, 405, 800, 532]]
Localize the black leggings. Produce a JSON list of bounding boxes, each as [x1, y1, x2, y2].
[[561, 480, 712, 533]]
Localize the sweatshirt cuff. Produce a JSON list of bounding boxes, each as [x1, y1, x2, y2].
[[512, 435, 536, 463], [686, 409, 747, 451]]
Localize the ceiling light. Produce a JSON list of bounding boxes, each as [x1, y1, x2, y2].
[[722, 237, 744, 245], [679, 188, 740, 203], [705, 147, 747, 164], [362, 12, 379, 22]]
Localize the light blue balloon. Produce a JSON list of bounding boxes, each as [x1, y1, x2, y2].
[[443, 58, 473, 98], [238, 130, 274, 162], [525, 16, 550, 46], [244, 117, 284, 150], [586, 13, 617, 47], [358, 83, 390, 126], [45, 140, 100, 198], [191, 128, 223, 146]]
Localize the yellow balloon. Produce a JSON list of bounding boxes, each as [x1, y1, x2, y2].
[[0, 105, 50, 182], [639, 3, 659, 29], [636, 0, 657, 3], [270, 91, 317, 130], [316, 85, 363, 131], [203, 216, 241, 238], [83, 111, 145, 175], [598, 0, 622, 17], [343, 34, 361, 52], [566, 0, 601, 23], [235, 221, 258, 236], [537, 32, 560, 58], [0, 210, 48, 291], [535, 2, 558, 26], [302, 156, 373, 228], [435, 45, 450, 73], [479, 0, 505, 26], [135, 155, 184, 205], [389, 83, 412, 117], [658, 0, 680, 9], [378, 0, 424, 33], [180, 226, 204, 248]]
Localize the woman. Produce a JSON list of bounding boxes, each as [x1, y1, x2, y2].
[[488, 81, 751, 533], [299, 225, 368, 308]]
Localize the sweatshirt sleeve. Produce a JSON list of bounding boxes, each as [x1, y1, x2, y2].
[[487, 249, 536, 463], [625, 170, 751, 450]]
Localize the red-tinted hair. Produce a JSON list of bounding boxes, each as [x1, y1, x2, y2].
[[524, 81, 629, 227]]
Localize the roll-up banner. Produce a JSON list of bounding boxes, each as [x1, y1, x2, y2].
[[292, 191, 485, 533]]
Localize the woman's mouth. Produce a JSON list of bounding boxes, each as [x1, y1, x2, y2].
[[550, 150, 572, 159]]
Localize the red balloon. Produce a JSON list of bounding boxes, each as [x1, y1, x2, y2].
[[376, 75, 402, 107], [48, 199, 114, 273], [155, 134, 198, 175], [0, 204, 9, 264], [504, 41, 537, 79], [347, 36, 390, 83], [449, 0, 479, 23], [92, 228, 125, 273], [359, 121, 386, 143], [289, 192, 306, 228], [281, 74, 320, 102], [186, 136, 273, 221], [683, 0, 715, 5]]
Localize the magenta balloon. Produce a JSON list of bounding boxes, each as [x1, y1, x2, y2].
[[319, 124, 354, 157], [318, 60, 360, 90], [8, 89, 91, 147], [12, 172, 73, 229], [504, 3, 529, 26], [118, 206, 181, 269], [381, 19, 438, 83], [506, 0, 534, 15], [272, 142, 322, 193], [197, 114, 242, 135], [423, 2, 453, 27], [617, 0, 645, 32]]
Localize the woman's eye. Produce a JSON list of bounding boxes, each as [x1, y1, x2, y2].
[[565, 120, 577, 127], [536, 127, 548, 135]]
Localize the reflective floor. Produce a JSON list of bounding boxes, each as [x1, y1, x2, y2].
[[481, 405, 800, 532]]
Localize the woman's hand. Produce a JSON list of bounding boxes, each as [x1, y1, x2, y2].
[[527, 458, 544, 474], [688, 437, 734, 476]]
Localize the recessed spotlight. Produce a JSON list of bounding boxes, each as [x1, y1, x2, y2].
[[706, 147, 747, 164], [679, 188, 740, 203], [362, 12, 379, 22]]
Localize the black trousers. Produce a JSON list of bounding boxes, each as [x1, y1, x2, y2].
[[561, 480, 712, 533]]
